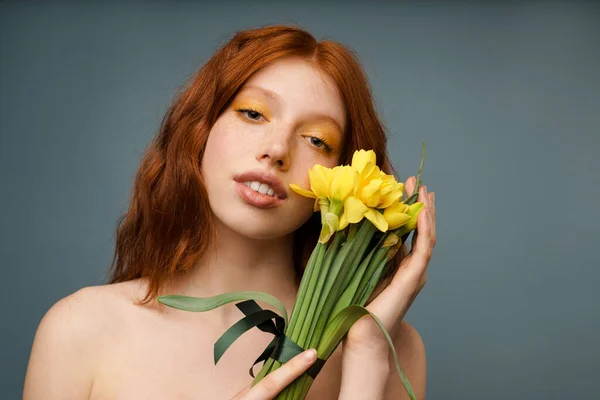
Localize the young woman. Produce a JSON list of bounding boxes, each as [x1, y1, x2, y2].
[[24, 25, 436, 399]]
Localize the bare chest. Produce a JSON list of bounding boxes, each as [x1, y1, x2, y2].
[[89, 309, 342, 400]]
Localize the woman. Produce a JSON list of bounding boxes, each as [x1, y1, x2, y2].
[[24, 25, 435, 399]]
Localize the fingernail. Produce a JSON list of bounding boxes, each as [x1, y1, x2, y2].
[[424, 185, 428, 194], [304, 349, 317, 362], [432, 192, 435, 203]]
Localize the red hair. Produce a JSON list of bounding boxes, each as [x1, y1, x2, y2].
[[107, 25, 405, 304]]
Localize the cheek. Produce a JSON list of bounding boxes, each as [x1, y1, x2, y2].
[[204, 119, 244, 168]]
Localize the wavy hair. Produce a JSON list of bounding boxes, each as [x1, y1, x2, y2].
[[107, 25, 406, 304]]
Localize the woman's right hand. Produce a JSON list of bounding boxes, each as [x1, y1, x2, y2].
[[231, 349, 318, 400]]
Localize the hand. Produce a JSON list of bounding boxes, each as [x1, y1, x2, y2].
[[231, 349, 318, 400], [345, 176, 436, 353]]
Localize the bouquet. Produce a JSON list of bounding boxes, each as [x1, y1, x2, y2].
[[158, 144, 427, 400]]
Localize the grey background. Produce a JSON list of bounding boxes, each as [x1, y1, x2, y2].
[[1, 1, 599, 399]]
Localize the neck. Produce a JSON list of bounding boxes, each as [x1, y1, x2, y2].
[[167, 217, 300, 324]]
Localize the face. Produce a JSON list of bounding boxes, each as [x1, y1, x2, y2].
[[201, 56, 347, 240]]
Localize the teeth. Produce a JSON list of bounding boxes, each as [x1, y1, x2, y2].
[[243, 181, 276, 197], [257, 183, 270, 194]]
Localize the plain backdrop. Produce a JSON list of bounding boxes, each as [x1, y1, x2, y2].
[[1, 1, 599, 399]]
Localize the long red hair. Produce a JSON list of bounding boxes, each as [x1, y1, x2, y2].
[[107, 25, 405, 304]]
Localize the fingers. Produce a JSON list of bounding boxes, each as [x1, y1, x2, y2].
[[405, 176, 416, 198], [235, 349, 318, 400], [411, 186, 434, 274], [428, 190, 436, 246], [396, 185, 433, 289]]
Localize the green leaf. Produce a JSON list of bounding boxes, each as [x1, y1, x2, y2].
[[318, 305, 416, 400], [157, 291, 289, 327]]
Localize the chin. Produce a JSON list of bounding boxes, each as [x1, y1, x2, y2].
[[212, 207, 305, 241]]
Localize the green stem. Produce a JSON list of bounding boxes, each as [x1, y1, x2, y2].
[[351, 246, 388, 306], [293, 233, 344, 347], [289, 222, 377, 399], [286, 242, 326, 335], [253, 243, 327, 387], [328, 246, 376, 321], [306, 221, 376, 348]]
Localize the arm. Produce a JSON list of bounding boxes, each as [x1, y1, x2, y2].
[[383, 321, 426, 400], [339, 179, 434, 400], [23, 287, 100, 400], [338, 321, 426, 400]]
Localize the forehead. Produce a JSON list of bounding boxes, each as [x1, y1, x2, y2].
[[239, 57, 347, 132]]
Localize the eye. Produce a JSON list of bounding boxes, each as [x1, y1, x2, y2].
[[236, 108, 266, 122], [306, 136, 333, 153]]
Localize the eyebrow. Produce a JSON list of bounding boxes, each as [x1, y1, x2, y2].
[[239, 85, 345, 132], [242, 85, 282, 102]]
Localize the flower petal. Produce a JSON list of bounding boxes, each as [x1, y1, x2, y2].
[[330, 165, 356, 201], [360, 179, 383, 208], [383, 209, 411, 230], [364, 208, 389, 232], [309, 165, 334, 198], [351, 149, 377, 173], [289, 184, 317, 199], [405, 202, 425, 231], [313, 198, 320, 212], [383, 232, 400, 248], [338, 213, 349, 230], [378, 189, 403, 209], [344, 196, 369, 223]]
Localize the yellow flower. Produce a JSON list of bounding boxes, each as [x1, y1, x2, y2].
[[403, 202, 426, 231], [289, 149, 422, 241], [290, 164, 357, 242], [382, 201, 411, 230], [329, 165, 356, 202], [337, 149, 407, 232], [289, 165, 355, 204], [351, 149, 377, 173], [392, 202, 426, 237], [350, 150, 405, 210]]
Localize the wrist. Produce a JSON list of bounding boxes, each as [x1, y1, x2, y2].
[[339, 342, 391, 400], [343, 335, 391, 363]]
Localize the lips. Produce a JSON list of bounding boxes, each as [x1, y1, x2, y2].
[[232, 170, 289, 209], [233, 170, 288, 199]]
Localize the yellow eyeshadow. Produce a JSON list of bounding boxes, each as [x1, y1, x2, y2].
[[231, 97, 272, 119], [307, 126, 341, 150]]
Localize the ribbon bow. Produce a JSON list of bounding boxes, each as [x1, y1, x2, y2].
[[218, 300, 326, 378]]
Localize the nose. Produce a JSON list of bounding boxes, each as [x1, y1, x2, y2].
[[256, 130, 291, 171]]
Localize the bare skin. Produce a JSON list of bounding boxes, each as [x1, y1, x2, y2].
[[86, 278, 344, 400], [24, 275, 423, 399]]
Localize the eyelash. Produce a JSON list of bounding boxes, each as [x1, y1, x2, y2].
[[236, 107, 265, 122], [235, 107, 334, 153]]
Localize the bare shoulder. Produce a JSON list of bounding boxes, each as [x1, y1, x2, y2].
[[23, 281, 141, 399], [385, 320, 427, 400]]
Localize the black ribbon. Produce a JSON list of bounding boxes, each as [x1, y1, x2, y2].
[[213, 299, 326, 379]]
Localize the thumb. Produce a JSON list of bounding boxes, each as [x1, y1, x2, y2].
[[231, 384, 251, 399]]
